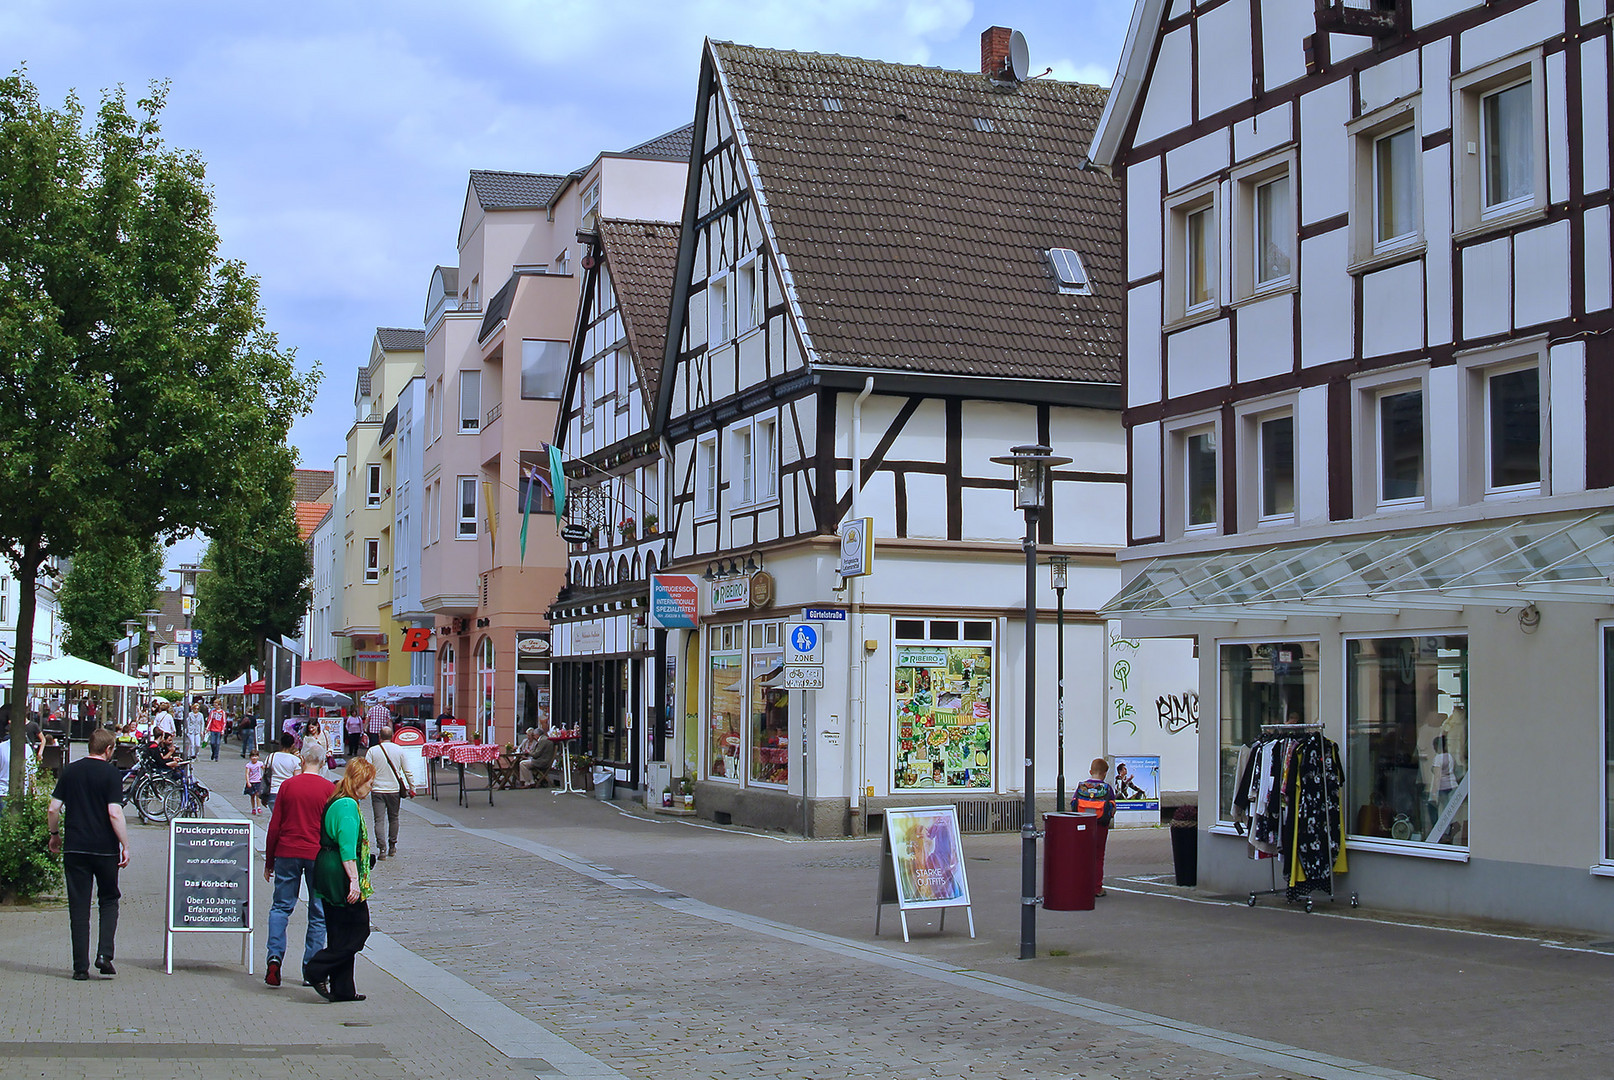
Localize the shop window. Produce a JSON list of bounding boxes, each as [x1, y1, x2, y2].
[[1603, 627, 1614, 863], [1217, 641, 1320, 822], [749, 620, 787, 786], [1454, 52, 1545, 235], [892, 620, 995, 792], [476, 636, 496, 744], [1345, 636, 1469, 849], [707, 623, 743, 782]]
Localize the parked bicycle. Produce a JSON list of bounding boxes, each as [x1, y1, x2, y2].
[[126, 757, 208, 824]]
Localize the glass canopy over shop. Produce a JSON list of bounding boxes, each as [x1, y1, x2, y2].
[[1104, 509, 1614, 620]]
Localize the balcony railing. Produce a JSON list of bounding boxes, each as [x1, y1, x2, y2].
[[485, 400, 502, 427]]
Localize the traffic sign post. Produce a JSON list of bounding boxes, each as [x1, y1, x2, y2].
[[785, 622, 823, 666], [783, 667, 825, 690]]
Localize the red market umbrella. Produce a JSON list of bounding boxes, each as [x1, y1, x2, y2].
[[242, 660, 375, 696]]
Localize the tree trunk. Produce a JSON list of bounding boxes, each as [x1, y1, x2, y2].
[[7, 545, 44, 816]]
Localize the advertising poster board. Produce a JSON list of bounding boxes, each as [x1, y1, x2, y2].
[[874, 805, 975, 943], [649, 574, 700, 629], [892, 643, 993, 791], [1113, 754, 1162, 822], [165, 819, 254, 974]]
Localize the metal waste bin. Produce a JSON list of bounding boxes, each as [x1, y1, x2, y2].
[[1043, 811, 1099, 911], [591, 768, 615, 801]]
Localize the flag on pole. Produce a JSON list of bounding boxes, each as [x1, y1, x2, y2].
[[519, 462, 541, 565], [548, 443, 567, 526]]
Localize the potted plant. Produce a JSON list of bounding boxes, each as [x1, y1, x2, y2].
[[617, 516, 636, 541], [1169, 803, 1198, 886], [643, 513, 659, 536], [678, 774, 694, 808]]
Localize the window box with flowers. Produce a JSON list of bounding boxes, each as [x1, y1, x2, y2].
[[643, 513, 658, 536], [617, 517, 636, 542]]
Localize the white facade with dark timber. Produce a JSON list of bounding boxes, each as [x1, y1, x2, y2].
[[1095, 0, 1614, 932], [654, 34, 1198, 836]]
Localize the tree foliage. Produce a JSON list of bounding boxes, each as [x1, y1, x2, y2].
[[0, 73, 318, 806], [58, 534, 163, 664], [194, 448, 313, 679]]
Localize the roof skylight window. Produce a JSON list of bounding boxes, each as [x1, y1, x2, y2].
[[973, 117, 996, 132], [1046, 248, 1091, 295], [822, 97, 843, 112]]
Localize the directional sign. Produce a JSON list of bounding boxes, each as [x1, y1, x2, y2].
[[176, 630, 193, 645], [801, 607, 847, 622], [785, 622, 823, 665], [783, 667, 825, 690]]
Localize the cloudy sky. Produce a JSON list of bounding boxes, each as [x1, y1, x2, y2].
[[6, 0, 1132, 559]]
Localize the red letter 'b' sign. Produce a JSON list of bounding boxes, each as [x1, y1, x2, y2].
[[401, 628, 433, 652]]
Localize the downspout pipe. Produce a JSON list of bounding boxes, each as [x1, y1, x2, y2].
[[848, 377, 874, 819]]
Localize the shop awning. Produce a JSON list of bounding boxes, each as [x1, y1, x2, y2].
[[1103, 508, 1614, 623]]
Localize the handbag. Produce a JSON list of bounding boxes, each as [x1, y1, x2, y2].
[[379, 743, 412, 798]]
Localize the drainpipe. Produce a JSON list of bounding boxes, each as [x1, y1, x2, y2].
[[848, 377, 874, 827]]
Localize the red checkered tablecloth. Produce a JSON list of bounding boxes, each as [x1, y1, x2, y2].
[[446, 742, 504, 765]]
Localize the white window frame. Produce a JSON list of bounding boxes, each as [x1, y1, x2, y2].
[[432, 378, 443, 441], [457, 476, 479, 538], [1351, 363, 1430, 514], [1164, 412, 1222, 538], [1347, 97, 1424, 272], [735, 255, 762, 336], [756, 416, 778, 503], [580, 363, 595, 431], [695, 434, 719, 519], [1231, 150, 1297, 303], [366, 462, 382, 507], [458, 370, 481, 433], [1233, 395, 1298, 529], [733, 425, 754, 505], [1458, 338, 1549, 502], [364, 538, 381, 583], [1453, 51, 1547, 238], [1046, 247, 1093, 295], [1164, 181, 1221, 328], [707, 272, 731, 346]]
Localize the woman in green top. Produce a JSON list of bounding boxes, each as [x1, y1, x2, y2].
[[304, 757, 376, 1002]]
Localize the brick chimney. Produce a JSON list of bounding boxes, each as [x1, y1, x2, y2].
[[981, 26, 1013, 78]]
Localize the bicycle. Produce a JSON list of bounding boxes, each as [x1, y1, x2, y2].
[[161, 761, 210, 819]]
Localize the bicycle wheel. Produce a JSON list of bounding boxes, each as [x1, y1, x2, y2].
[[134, 778, 175, 824], [164, 783, 189, 819]]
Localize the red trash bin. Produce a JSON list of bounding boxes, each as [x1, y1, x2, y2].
[[1043, 811, 1099, 911]]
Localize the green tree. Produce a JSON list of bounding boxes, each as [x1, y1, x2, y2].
[[0, 74, 317, 808], [58, 534, 164, 663], [194, 449, 313, 679]]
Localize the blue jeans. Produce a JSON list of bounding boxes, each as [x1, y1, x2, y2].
[[240, 726, 257, 757], [267, 857, 326, 969], [208, 731, 222, 760]]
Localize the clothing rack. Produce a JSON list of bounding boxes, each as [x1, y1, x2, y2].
[[1238, 724, 1359, 913]]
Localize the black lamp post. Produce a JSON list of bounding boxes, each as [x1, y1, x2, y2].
[[1050, 554, 1069, 812], [122, 618, 141, 726], [990, 443, 1071, 961], [142, 608, 160, 711]]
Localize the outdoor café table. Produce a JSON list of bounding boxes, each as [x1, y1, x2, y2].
[[549, 729, 583, 796], [424, 741, 501, 807]]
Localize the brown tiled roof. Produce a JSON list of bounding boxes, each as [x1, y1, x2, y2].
[[292, 469, 334, 503], [599, 220, 681, 402], [711, 42, 1121, 385], [622, 123, 695, 161], [294, 502, 332, 542]]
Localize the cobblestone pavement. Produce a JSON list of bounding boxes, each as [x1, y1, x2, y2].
[[4, 748, 1602, 1080]]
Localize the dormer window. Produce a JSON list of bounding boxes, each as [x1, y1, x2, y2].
[[1046, 248, 1091, 295]]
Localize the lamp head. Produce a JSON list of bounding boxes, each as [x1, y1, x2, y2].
[[1048, 554, 1069, 590], [989, 444, 1072, 512]]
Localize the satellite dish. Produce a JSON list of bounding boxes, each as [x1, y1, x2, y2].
[[1007, 30, 1030, 82]]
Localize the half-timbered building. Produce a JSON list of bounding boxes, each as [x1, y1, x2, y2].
[[549, 217, 682, 793], [1094, 0, 1614, 931], [655, 32, 1197, 835]]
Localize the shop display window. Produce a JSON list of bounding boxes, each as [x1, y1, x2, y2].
[[1217, 641, 1320, 820], [892, 619, 995, 791], [440, 642, 456, 728], [749, 621, 787, 786], [476, 636, 496, 743], [1346, 636, 1469, 848], [707, 623, 743, 781]]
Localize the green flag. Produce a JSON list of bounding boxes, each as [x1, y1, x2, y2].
[[549, 443, 567, 526]]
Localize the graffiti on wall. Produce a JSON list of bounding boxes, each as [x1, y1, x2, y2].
[[1155, 691, 1200, 734]]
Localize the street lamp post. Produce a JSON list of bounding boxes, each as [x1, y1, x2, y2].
[[176, 564, 209, 721], [1050, 555, 1069, 813], [990, 443, 1071, 961], [121, 618, 142, 726], [142, 609, 160, 715]]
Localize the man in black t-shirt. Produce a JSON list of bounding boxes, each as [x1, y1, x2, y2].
[[48, 728, 129, 980]]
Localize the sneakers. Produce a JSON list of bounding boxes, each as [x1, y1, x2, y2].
[[94, 956, 115, 976], [265, 958, 282, 987], [312, 978, 333, 1001]]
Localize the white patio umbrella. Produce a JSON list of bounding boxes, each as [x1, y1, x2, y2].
[[277, 684, 353, 707], [378, 684, 435, 701], [216, 669, 259, 695], [0, 654, 143, 687]]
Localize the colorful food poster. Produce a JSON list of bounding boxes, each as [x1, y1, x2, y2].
[[892, 644, 992, 790], [708, 651, 743, 779], [885, 806, 971, 908]]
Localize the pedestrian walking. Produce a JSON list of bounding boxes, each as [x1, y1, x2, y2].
[[183, 701, 204, 759], [304, 757, 377, 1003], [343, 709, 364, 760], [1072, 757, 1118, 897], [205, 700, 227, 761], [365, 727, 416, 860], [303, 719, 331, 768], [263, 742, 335, 988], [363, 698, 391, 748], [263, 733, 301, 814], [244, 751, 266, 815], [47, 728, 128, 980], [238, 710, 258, 758]]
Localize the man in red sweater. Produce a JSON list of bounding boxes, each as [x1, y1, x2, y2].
[[263, 742, 334, 987]]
